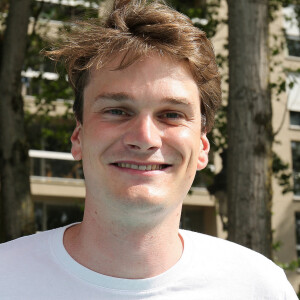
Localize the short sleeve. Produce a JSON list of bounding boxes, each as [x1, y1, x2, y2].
[[280, 270, 298, 300]]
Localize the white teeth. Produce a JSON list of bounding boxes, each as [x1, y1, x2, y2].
[[151, 165, 162, 170], [117, 163, 164, 170]]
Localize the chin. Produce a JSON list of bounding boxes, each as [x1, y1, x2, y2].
[[113, 186, 185, 217], [112, 186, 169, 209]]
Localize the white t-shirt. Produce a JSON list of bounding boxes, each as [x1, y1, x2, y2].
[[0, 224, 297, 299]]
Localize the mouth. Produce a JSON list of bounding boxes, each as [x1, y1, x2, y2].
[[111, 162, 171, 171]]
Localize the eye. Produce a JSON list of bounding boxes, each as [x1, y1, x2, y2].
[[159, 111, 184, 120], [104, 109, 128, 116], [157, 111, 186, 125], [164, 112, 182, 119]]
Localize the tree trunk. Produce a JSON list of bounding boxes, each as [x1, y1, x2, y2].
[[0, 0, 35, 242], [226, 0, 273, 258]]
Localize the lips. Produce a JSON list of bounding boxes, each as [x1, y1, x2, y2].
[[111, 162, 170, 171]]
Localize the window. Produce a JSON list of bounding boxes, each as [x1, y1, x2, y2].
[[192, 171, 209, 188], [180, 206, 204, 233], [292, 141, 300, 196], [287, 36, 300, 57], [290, 111, 300, 126], [287, 73, 300, 128], [283, 5, 300, 58], [35, 202, 83, 231], [295, 212, 300, 258], [192, 151, 215, 188]]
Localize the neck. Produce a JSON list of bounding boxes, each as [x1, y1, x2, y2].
[[64, 199, 184, 279]]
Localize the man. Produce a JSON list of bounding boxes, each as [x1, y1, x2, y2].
[[0, 0, 297, 299]]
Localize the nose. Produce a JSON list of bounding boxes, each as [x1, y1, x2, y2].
[[123, 114, 162, 152]]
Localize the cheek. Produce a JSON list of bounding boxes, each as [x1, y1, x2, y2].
[[82, 119, 127, 162], [83, 117, 118, 141], [165, 127, 201, 163]]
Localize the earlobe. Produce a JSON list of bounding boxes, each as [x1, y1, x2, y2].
[[197, 134, 210, 171], [71, 121, 82, 161]]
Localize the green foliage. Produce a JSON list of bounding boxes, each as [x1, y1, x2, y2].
[[169, 0, 221, 39], [32, 75, 74, 104], [277, 259, 300, 271], [268, 0, 300, 23], [215, 52, 227, 69], [34, 2, 98, 22], [268, 0, 291, 21], [22, 1, 101, 151], [25, 112, 75, 152], [272, 240, 283, 252], [187, 7, 220, 39], [192, 164, 215, 188], [272, 151, 292, 194], [209, 106, 227, 153]]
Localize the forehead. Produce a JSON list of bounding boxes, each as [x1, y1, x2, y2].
[[85, 54, 199, 98]]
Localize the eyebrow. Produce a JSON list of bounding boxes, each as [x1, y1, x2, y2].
[[94, 92, 133, 102], [162, 97, 191, 106], [94, 92, 191, 106]]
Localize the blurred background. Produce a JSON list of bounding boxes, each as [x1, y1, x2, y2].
[[0, 0, 300, 295]]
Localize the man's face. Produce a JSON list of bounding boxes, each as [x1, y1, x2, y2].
[[71, 54, 209, 217]]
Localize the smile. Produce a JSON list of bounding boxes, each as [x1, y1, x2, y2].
[[113, 163, 169, 171]]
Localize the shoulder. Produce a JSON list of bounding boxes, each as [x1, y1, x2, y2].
[[180, 230, 295, 297], [0, 226, 72, 298], [0, 230, 45, 253], [0, 229, 52, 252], [0, 227, 63, 269], [181, 229, 277, 267]]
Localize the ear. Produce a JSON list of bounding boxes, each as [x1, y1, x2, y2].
[[197, 134, 210, 171], [71, 121, 82, 161]]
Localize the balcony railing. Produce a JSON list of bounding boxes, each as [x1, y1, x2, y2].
[[29, 150, 83, 180]]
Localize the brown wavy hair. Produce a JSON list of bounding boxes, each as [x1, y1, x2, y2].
[[44, 0, 221, 133]]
